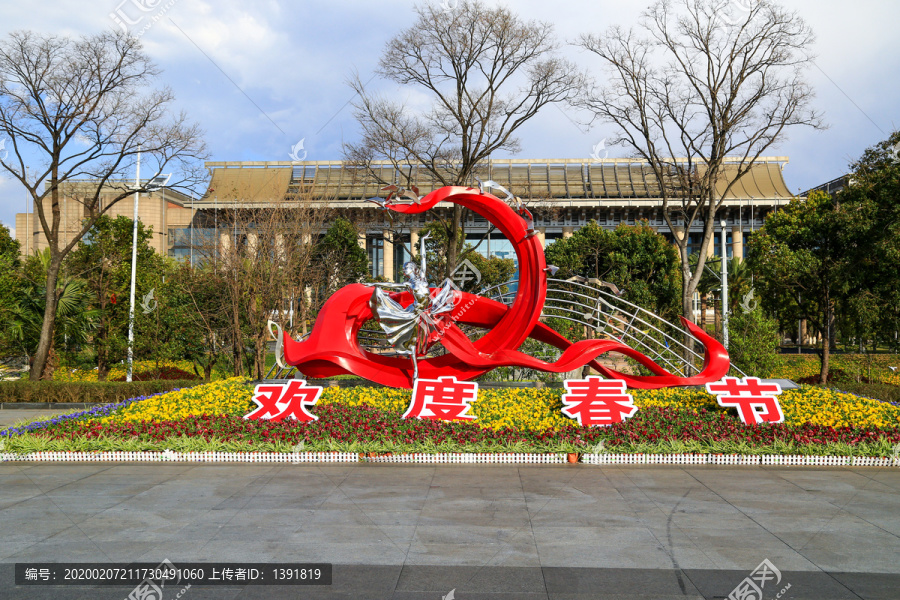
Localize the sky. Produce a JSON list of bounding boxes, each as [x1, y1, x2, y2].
[[1, 0, 898, 237]]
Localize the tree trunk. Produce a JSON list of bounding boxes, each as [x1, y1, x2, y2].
[[300, 292, 309, 337], [30, 258, 63, 381], [97, 333, 109, 382], [230, 282, 243, 376], [700, 294, 708, 329], [254, 335, 266, 380], [829, 311, 837, 351], [818, 300, 831, 385], [96, 305, 109, 381], [682, 288, 694, 325], [41, 345, 57, 380]]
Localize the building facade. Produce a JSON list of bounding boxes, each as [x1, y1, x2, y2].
[[16, 158, 795, 282], [15, 181, 195, 257], [187, 157, 793, 280]]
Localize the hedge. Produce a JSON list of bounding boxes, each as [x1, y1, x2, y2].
[[0, 380, 200, 404]]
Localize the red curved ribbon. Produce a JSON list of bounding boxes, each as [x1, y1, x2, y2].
[[283, 186, 730, 388]]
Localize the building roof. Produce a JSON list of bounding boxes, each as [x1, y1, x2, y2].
[[200, 157, 792, 205], [800, 174, 851, 198], [206, 166, 293, 204]]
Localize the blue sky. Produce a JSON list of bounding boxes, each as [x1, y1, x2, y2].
[[1, 0, 898, 236]]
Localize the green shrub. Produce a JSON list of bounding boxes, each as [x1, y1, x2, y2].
[[729, 307, 782, 378], [0, 380, 200, 404]]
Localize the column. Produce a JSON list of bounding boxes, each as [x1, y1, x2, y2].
[[219, 229, 231, 253], [535, 227, 546, 249], [410, 228, 419, 256], [562, 226, 574, 239], [731, 226, 743, 261], [382, 230, 394, 282], [357, 231, 366, 250]]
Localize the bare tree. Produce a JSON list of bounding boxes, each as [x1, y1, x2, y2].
[[345, 0, 582, 277], [576, 0, 824, 322], [0, 30, 207, 379], [196, 189, 332, 379]]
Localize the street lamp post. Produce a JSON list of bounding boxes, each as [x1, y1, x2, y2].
[[721, 219, 729, 351], [126, 149, 141, 382], [125, 150, 170, 382]]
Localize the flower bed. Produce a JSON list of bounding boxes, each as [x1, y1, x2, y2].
[[2, 379, 898, 459], [54, 360, 205, 382], [84, 379, 900, 431]]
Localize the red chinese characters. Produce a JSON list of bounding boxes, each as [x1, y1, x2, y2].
[[561, 377, 638, 427], [706, 377, 784, 425], [245, 380, 323, 422], [404, 376, 478, 421]]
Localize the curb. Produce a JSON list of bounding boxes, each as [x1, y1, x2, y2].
[[1, 451, 897, 466]]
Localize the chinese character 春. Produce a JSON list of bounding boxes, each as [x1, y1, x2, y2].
[[244, 380, 322, 422], [404, 376, 478, 421], [706, 377, 784, 425], [560, 377, 638, 427]]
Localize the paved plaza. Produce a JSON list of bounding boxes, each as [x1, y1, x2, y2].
[[0, 462, 898, 599]]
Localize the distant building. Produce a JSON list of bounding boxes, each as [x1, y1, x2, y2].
[[193, 157, 793, 280], [15, 157, 795, 282], [15, 181, 194, 257], [800, 174, 852, 198]]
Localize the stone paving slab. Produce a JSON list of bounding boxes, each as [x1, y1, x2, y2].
[[1, 463, 899, 598]]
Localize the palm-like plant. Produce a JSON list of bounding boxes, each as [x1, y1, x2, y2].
[[8, 249, 98, 377]]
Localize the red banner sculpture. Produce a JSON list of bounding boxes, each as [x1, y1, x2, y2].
[[283, 186, 729, 389]]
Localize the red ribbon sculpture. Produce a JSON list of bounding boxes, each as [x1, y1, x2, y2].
[[284, 186, 729, 389]]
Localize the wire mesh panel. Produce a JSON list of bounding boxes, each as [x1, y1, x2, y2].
[[481, 277, 745, 378]]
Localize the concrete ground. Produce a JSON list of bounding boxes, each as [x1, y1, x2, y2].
[[1, 463, 898, 599]]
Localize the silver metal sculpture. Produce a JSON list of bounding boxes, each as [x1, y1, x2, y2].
[[366, 233, 456, 381], [264, 320, 299, 380]]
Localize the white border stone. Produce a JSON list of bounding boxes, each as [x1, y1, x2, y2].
[[0, 451, 897, 466]]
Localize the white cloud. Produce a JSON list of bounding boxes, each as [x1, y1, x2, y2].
[[0, 0, 897, 204]]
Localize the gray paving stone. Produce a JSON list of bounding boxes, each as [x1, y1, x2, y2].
[[2, 463, 899, 599]]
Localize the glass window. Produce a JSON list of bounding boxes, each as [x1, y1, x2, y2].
[[367, 236, 384, 278], [393, 234, 411, 282], [713, 231, 734, 258]]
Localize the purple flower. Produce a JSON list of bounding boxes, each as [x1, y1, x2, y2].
[[0, 389, 181, 438]]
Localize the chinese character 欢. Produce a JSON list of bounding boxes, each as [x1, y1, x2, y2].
[[706, 377, 784, 425], [244, 380, 322, 422], [560, 377, 638, 427], [404, 376, 478, 421]]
